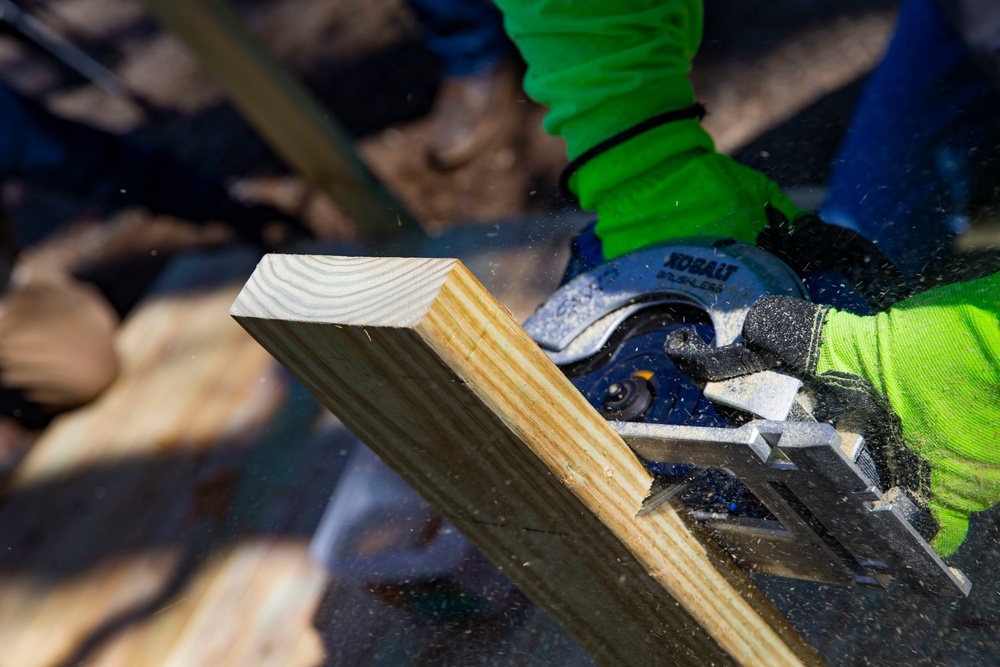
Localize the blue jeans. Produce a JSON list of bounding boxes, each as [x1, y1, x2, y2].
[[407, 0, 510, 77], [820, 0, 1000, 275]]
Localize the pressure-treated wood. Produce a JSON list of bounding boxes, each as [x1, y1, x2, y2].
[[142, 0, 420, 238], [231, 254, 823, 667]]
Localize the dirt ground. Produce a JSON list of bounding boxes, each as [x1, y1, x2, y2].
[[0, 0, 900, 282]]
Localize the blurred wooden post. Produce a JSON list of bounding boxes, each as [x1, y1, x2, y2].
[[231, 254, 824, 667], [143, 0, 422, 239]]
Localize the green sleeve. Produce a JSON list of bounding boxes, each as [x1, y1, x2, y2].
[[495, 0, 702, 160], [494, 0, 802, 258]]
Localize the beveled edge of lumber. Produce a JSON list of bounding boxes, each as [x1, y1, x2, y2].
[[231, 254, 823, 667]]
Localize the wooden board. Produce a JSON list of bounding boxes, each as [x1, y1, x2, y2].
[[142, 0, 422, 238], [231, 254, 823, 667]]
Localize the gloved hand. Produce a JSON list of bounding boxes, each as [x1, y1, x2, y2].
[[741, 273, 1000, 557], [495, 0, 896, 278], [496, 0, 806, 260], [570, 120, 806, 260]]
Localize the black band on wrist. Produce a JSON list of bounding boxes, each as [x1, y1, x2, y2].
[[558, 103, 707, 204]]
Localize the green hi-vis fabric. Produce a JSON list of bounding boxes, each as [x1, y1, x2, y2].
[[819, 272, 1000, 556], [494, 0, 803, 258]]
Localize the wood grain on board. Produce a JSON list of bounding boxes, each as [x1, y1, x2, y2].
[[231, 254, 823, 667]]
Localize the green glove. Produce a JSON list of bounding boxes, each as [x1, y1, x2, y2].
[[573, 124, 804, 259], [495, 0, 804, 259], [743, 273, 1000, 557]]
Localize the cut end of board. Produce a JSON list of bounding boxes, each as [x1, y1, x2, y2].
[[230, 254, 459, 328]]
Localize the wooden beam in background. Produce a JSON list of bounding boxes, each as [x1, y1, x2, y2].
[[231, 254, 823, 667], [143, 0, 422, 239]]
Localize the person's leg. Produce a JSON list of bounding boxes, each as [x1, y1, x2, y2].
[[820, 0, 1000, 275], [407, 0, 518, 169], [407, 0, 510, 77]]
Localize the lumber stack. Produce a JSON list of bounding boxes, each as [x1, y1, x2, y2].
[[0, 253, 328, 667], [231, 254, 823, 667]]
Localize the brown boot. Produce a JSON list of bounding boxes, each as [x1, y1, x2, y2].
[[425, 60, 519, 170]]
